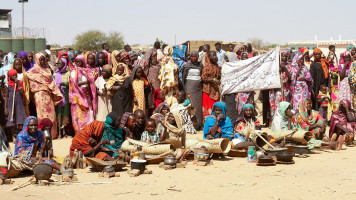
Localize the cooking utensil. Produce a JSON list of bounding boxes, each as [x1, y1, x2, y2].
[[33, 163, 53, 181], [196, 153, 209, 161], [266, 147, 287, 157], [43, 130, 51, 139], [275, 151, 294, 162], [130, 159, 146, 171], [164, 155, 177, 166], [294, 145, 309, 155]]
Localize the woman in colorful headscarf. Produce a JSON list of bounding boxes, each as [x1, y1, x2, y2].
[[201, 51, 221, 117], [271, 101, 295, 131], [161, 110, 186, 147], [111, 50, 130, 76], [158, 46, 179, 106], [234, 104, 261, 138], [182, 50, 203, 129], [58, 51, 73, 70], [299, 47, 311, 70], [70, 113, 122, 161], [310, 48, 330, 110], [233, 44, 245, 60], [296, 98, 327, 140], [338, 51, 353, 106], [138, 42, 161, 90], [329, 100, 355, 147], [95, 64, 113, 121], [290, 52, 313, 111], [0, 52, 15, 84], [27, 52, 63, 139], [203, 102, 233, 140], [151, 102, 170, 137], [69, 55, 95, 133], [172, 45, 187, 89], [53, 58, 71, 138], [18, 51, 33, 72], [348, 54, 356, 111], [85, 53, 100, 114]]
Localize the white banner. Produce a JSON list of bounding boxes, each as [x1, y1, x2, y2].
[[220, 46, 281, 95]]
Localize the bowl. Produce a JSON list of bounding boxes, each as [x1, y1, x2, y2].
[[33, 163, 53, 181], [131, 159, 146, 171], [266, 147, 287, 157], [196, 153, 209, 161], [257, 155, 274, 163], [294, 145, 309, 155], [164, 155, 177, 166], [276, 152, 294, 162]]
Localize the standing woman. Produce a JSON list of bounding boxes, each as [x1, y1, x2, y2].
[[54, 58, 71, 137], [12, 58, 30, 116], [172, 45, 187, 89], [112, 50, 130, 76], [18, 51, 33, 72], [182, 51, 203, 130], [27, 52, 63, 138], [158, 46, 180, 106], [96, 52, 108, 72], [310, 48, 330, 110], [0, 52, 15, 83], [338, 51, 353, 106], [69, 55, 94, 133], [290, 52, 313, 111], [348, 56, 356, 111], [139, 42, 161, 90], [85, 53, 100, 115], [201, 51, 221, 117], [131, 66, 149, 112]]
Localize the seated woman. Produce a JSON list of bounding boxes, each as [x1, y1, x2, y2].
[[100, 112, 124, 159], [233, 104, 261, 148], [161, 110, 186, 148], [171, 90, 196, 134], [203, 102, 234, 140], [271, 101, 294, 132], [120, 112, 137, 139], [70, 112, 122, 161], [329, 100, 356, 146], [151, 102, 170, 137], [296, 98, 327, 141], [14, 116, 60, 172]]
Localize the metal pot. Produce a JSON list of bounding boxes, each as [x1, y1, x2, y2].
[[294, 145, 309, 155], [164, 155, 177, 166], [62, 168, 74, 178], [33, 163, 53, 181], [266, 147, 287, 157], [276, 152, 294, 162], [257, 155, 274, 163], [131, 159, 146, 171]]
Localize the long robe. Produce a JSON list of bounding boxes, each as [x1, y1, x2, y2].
[[309, 62, 330, 110]]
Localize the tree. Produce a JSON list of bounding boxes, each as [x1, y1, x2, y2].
[[73, 30, 124, 51], [248, 37, 265, 50], [155, 37, 167, 46]]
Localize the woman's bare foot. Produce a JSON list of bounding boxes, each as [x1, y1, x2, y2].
[[330, 134, 337, 142], [330, 142, 338, 150], [337, 135, 344, 151]]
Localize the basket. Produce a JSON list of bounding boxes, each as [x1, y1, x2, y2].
[[205, 138, 231, 154], [267, 130, 312, 145], [86, 157, 127, 172], [121, 139, 150, 153], [159, 139, 182, 149], [142, 144, 175, 155], [7, 169, 22, 178], [185, 139, 199, 150]]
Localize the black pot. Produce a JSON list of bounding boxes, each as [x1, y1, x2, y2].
[[294, 145, 309, 155], [33, 163, 53, 180], [130, 159, 146, 171], [276, 152, 294, 162]]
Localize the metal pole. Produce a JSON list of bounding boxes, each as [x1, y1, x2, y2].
[[22, 2, 24, 38]]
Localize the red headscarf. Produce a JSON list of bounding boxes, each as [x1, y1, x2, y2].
[[7, 69, 23, 91], [38, 118, 53, 130], [313, 48, 329, 79], [153, 89, 163, 109]]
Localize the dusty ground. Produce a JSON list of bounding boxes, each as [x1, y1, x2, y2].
[[2, 134, 356, 200]]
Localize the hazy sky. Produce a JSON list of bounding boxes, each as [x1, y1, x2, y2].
[[2, 0, 355, 47]]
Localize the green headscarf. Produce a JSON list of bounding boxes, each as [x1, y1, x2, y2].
[[101, 112, 123, 158]]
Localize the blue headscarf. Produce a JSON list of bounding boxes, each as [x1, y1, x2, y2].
[[14, 116, 44, 157], [172, 45, 187, 82], [203, 102, 234, 140], [100, 112, 123, 158], [243, 103, 254, 111]]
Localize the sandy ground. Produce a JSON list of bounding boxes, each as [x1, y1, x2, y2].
[[2, 133, 356, 200]]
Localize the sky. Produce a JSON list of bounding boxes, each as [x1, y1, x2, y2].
[[2, 0, 355, 47]]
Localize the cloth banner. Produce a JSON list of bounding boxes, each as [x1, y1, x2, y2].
[[220, 46, 281, 95]]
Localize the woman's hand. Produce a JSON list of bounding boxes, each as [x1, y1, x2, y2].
[[100, 139, 110, 145], [206, 135, 214, 140], [216, 113, 224, 121], [133, 97, 138, 105]]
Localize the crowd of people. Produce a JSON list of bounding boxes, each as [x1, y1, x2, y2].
[[1, 41, 356, 167]]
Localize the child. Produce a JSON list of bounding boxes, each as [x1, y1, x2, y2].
[[12, 58, 30, 116], [95, 64, 113, 121], [105, 64, 132, 117], [318, 84, 330, 120], [171, 90, 196, 134], [130, 66, 150, 113], [4, 69, 27, 141], [140, 118, 162, 144]]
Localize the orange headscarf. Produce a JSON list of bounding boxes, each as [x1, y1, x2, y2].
[[313, 48, 329, 79]]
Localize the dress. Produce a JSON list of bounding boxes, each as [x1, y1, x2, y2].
[[6, 85, 27, 127], [95, 77, 112, 121], [112, 79, 132, 116], [348, 61, 356, 112], [139, 48, 161, 90], [290, 64, 313, 111], [132, 79, 146, 112]]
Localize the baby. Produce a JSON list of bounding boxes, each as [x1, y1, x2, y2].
[[105, 64, 129, 95], [317, 84, 329, 120], [140, 119, 161, 144]]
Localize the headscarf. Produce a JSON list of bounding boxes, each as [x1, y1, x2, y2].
[[76, 55, 87, 67], [119, 112, 134, 128], [38, 118, 53, 130], [14, 116, 44, 156], [203, 102, 233, 140], [55, 58, 68, 107], [100, 112, 123, 157], [153, 89, 163, 109], [95, 52, 107, 67], [271, 101, 293, 131], [201, 51, 220, 101], [291, 52, 303, 68], [296, 98, 319, 129], [18, 51, 32, 71], [329, 100, 354, 137], [281, 48, 290, 55], [339, 50, 352, 72], [299, 47, 309, 56], [172, 45, 187, 81], [313, 48, 329, 79], [1, 52, 15, 83], [153, 102, 170, 114], [105, 63, 129, 95], [243, 103, 254, 111], [235, 103, 257, 127], [68, 51, 74, 61], [346, 45, 355, 52], [164, 110, 185, 141], [112, 50, 130, 75], [182, 51, 202, 80], [7, 69, 23, 91], [233, 44, 243, 53], [129, 65, 147, 83]]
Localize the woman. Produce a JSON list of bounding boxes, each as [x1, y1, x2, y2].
[[54, 58, 71, 137], [203, 102, 233, 140], [151, 103, 170, 137], [85, 53, 99, 115], [338, 51, 352, 106], [299, 47, 311, 70], [0, 52, 15, 83], [139, 42, 161, 90], [329, 100, 355, 146], [172, 45, 187, 89], [112, 50, 130, 76], [158, 46, 179, 106], [349, 59, 356, 111], [182, 50, 203, 129], [96, 52, 108, 71], [95, 64, 113, 121], [290, 52, 313, 111], [161, 110, 186, 147], [27, 52, 63, 138], [69, 55, 94, 133], [12, 58, 30, 116], [18, 51, 33, 72], [120, 112, 137, 139], [296, 98, 327, 140], [271, 101, 294, 131], [233, 44, 244, 60], [234, 104, 261, 140], [310, 48, 330, 110], [70, 112, 121, 161], [130, 65, 150, 112], [201, 51, 221, 117]]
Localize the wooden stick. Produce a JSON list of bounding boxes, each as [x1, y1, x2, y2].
[[254, 131, 275, 149], [9, 177, 34, 191], [10, 83, 17, 122]]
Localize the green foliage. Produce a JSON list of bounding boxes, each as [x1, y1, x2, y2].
[[49, 43, 61, 48], [155, 37, 167, 46], [73, 30, 124, 51]]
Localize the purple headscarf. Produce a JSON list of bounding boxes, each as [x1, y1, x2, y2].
[[55, 58, 68, 107], [18, 51, 33, 72]]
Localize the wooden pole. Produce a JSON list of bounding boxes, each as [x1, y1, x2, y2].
[[10, 84, 17, 122]]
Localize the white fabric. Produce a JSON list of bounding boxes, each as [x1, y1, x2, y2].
[[186, 68, 201, 81], [220, 47, 281, 95]]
